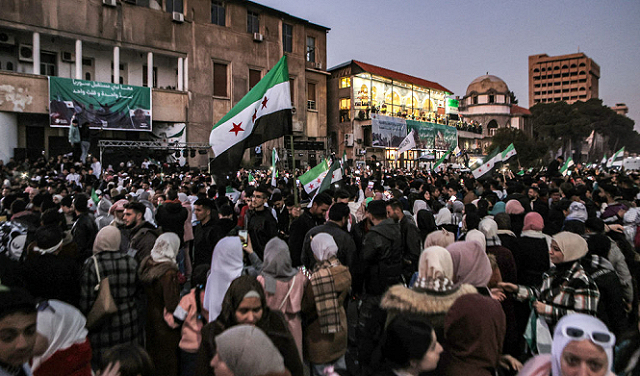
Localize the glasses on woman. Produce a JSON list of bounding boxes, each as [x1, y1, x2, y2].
[[561, 326, 615, 347]]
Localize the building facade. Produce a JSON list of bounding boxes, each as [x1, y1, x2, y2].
[[528, 52, 600, 107], [327, 60, 458, 168], [0, 0, 328, 167], [458, 74, 531, 154]]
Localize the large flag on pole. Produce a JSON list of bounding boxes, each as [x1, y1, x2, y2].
[[607, 147, 625, 167], [397, 130, 416, 157], [271, 148, 279, 186], [210, 56, 292, 171], [560, 157, 575, 176], [472, 147, 503, 179], [433, 150, 451, 173], [500, 143, 517, 162], [317, 161, 343, 195], [298, 159, 330, 194]]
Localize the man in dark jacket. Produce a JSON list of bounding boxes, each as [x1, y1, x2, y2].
[[71, 194, 98, 262], [245, 186, 279, 260], [385, 198, 421, 281], [300, 203, 357, 271], [192, 198, 224, 268], [123, 201, 160, 264], [287, 192, 332, 266], [155, 189, 188, 244]]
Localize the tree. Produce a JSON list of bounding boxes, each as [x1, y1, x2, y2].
[[509, 91, 518, 105], [490, 127, 547, 167]]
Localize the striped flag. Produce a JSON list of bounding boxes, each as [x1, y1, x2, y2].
[[606, 147, 625, 168], [600, 154, 607, 166], [317, 161, 343, 195], [560, 157, 575, 176], [298, 159, 330, 194], [501, 143, 517, 162], [209, 56, 292, 171], [472, 147, 503, 179], [433, 150, 451, 172]]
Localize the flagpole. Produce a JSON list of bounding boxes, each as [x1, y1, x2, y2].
[[290, 134, 298, 206]]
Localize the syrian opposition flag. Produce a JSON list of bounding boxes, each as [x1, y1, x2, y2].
[[472, 147, 503, 179], [607, 147, 625, 168], [397, 130, 416, 157], [340, 150, 348, 174], [433, 150, 451, 173], [271, 148, 279, 187], [560, 157, 575, 176], [600, 154, 607, 166], [501, 143, 517, 162], [317, 161, 343, 195], [298, 159, 330, 194], [210, 56, 292, 171]]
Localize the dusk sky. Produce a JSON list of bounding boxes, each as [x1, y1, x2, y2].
[[258, 0, 640, 128]]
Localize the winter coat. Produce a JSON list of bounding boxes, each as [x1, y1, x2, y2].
[[128, 221, 160, 264], [288, 209, 322, 266], [155, 201, 188, 244], [301, 221, 357, 271], [362, 219, 403, 296]]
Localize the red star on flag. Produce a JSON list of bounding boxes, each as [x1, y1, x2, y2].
[[332, 173, 335, 179], [252, 108, 257, 123], [316, 178, 321, 183], [261, 96, 268, 109], [486, 163, 490, 167], [309, 183, 314, 189], [229, 122, 244, 136]]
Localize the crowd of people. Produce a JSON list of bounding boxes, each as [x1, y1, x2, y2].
[[1, 152, 640, 376]]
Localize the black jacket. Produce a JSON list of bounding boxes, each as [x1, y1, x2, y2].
[[288, 209, 322, 266], [245, 208, 278, 261], [398, 215, 422, 275], [301, 221, 357, 271], [155, 201, 188, 244], [72, 212, 98, 262], [192, 219, 225, 268], [362, 218, 403, 295]]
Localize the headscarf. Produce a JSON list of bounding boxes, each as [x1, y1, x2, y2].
[[446, 241, 492, 287], [553, 231, 588, 263], [92, 226, 122, 254], [204, 237, 245, 322], [424, 229, 455, 248], [108, 198, 128, 217], [31, 300, 88, 370], [490, 201, 506, 216], [260, 238, 298, 294], [215, 325, 285, 376], [478, 218, 502, 247], [215, 276, 267, 328], [417, 210, 437, 235], [310, 233, 338, 262], [435, 207, 452, 226], [565, 202, 588, 223], [96, 197, 113, 217], [523, 212, 545, 232], [150, 232, 180, 264], [441, 294, 506, 372], [505, 199, 525, 215], [551, 314, 615, 376], [465, 229, 487, 253], [413, 200, 428, 224], [418, 246, 454, 280]]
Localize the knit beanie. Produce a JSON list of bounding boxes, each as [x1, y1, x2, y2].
[[505, 199, 524, 215], [523, 212, 544, 232]]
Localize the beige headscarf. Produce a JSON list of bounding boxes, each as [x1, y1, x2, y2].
[[92, 226, 121, 254], [465, 229, 487, 253], [418, 246, 454, 280], [552, 231, 588, 263], [150, 232, 181, 265], [214, 325, 285, 376], [425, 229, 455, 248]]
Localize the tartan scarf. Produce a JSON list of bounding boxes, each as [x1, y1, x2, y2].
[[310, 256, 342, 334], [486, 235, 502, 247]]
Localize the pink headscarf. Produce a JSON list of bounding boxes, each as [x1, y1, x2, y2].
[[108, 199, 129, 216], [446, 241, 492, 287]]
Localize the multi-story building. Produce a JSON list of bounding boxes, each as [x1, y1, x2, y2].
[[611, 103, 629, 117], [0, 0, 329, 167], [327, 60, 457, 168], [528, 52, 600, 107]]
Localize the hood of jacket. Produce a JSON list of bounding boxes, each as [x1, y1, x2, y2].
[[138, 255, 178, 283], [381, 283, 477, 316]]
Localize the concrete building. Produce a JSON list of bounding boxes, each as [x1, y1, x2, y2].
[[458, 74, 531, 153], [0, 0, 328, 167], [529, 52, 600, 107], [327, 60, 454, 168], [611, 103, 629, 116]]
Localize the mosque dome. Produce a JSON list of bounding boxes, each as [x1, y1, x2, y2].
[[466, 75, 509, 96]]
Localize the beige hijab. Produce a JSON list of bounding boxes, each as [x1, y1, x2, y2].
[[425, 229, 455, 248], [92, 226, 121, 254], [418, 246, 454, 280]]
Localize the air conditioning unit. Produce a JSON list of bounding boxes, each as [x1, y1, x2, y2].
[[0, 32, 16, 46], [253, 33, 264, 42], [172, 12, 184, 23], [344, 133, 354, 147], [102, 0, 117, 7], [18, 44, 33, 62], [313, 62, 323, 70], [61, 51, 75, 63]]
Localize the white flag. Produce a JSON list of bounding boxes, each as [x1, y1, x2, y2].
[[397, 130, 416, 156]]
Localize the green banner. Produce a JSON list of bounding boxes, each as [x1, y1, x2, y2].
[[434, 122, 458, 150], [407, 120, 457, 151], [406, 120, 435, 149], [49, 76, 152, 131]]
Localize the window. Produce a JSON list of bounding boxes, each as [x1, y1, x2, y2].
[[247, 11, 259, 33], [488, 94, 495, 103], [282, 23, 293, 53], [111, 62, 126, 84], [339, 98, 351, 110], [249, 69, 261, 90], [211, 1, 225, 26], [472, 95, 478, 105], [339, 77, 350, 88], [40, 51, 56, 76], [289, 78, 295, 105], [307, 82, 316, 110], [213, 62, 228, 97], [142, 65, 158, 88], [339, 98, 350, 122], [85, 72, 91, 80], [166, 0, 183, 12], [306, 36, 315, 63]]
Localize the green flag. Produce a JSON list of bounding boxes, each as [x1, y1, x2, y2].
[[317, 161, 343, 195], [500, 143, 517, 161], [91, 188, 100, 204], [298, 159, 330, 194], [433, 151, 451, 172], [271, 148, 279, 187], [248, 173, 255, 184], [560, 157, 575, 176], [472, 147, 502, 179]]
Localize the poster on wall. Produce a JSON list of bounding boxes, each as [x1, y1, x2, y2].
[[151, 122, 186, 165], [434, 123, 458, 150], [371, 114, 407, 148], [49, 77, 152, 131], [406, 120, 435, 149]]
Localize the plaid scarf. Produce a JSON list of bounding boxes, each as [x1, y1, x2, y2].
[[310, 256, 342, 334], [486, 235, 502, 247]]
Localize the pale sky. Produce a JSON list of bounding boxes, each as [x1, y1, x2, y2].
[[256, 0, 640, 128]]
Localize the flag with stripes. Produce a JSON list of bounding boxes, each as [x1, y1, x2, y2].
[[560, 157, 575, 176], [433, 150, 451, 172], [606, 147, 625, 168], [298, 159, 330, 194], [271, 148, 279, 186], [501, 143, 517, 162], [472, 147, 503, 179], [317, 161, 343, 195]]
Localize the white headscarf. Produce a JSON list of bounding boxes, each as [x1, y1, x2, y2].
[[551, 313, 615, 376], [204, 237, 244, 322], [413, 200, 428, 224], [310, 233, 338, 262], [150, 232, 181, 264], [465, 229, 487, 253], [435, 207, 452, 226], [31, 300, 88, 370]]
